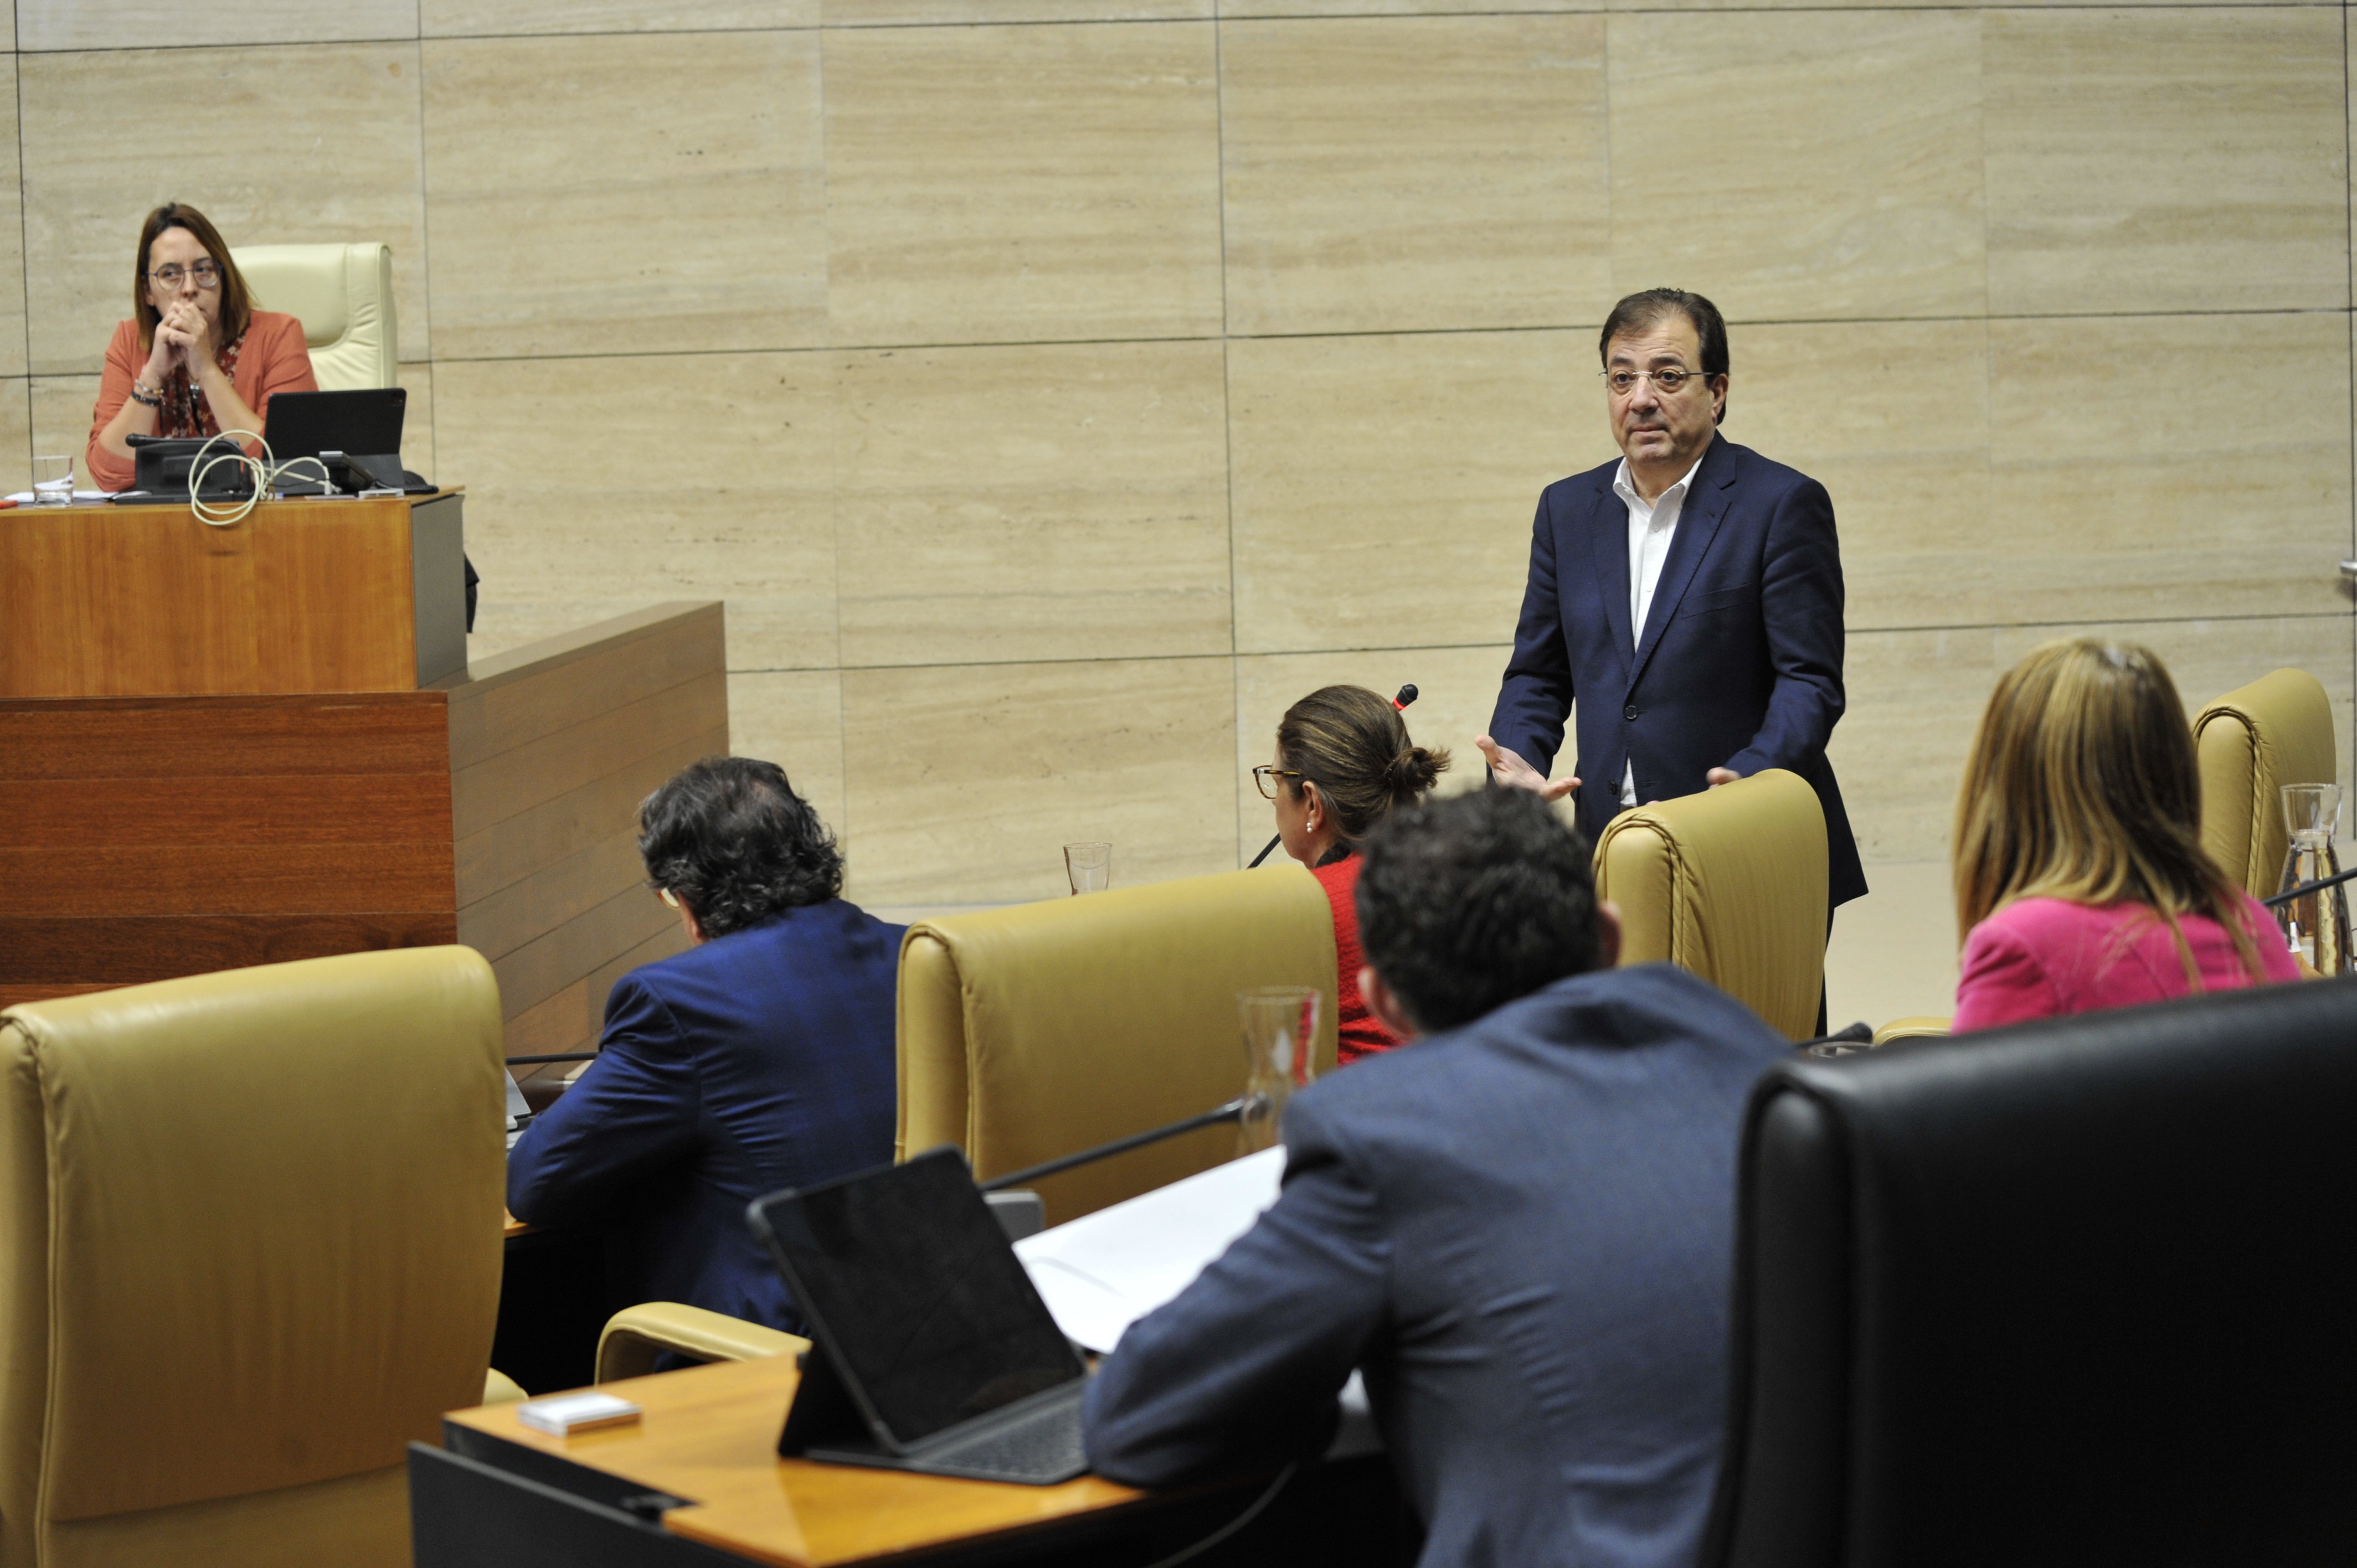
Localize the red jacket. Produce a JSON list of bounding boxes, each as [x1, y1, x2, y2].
[[1314, 854, 1404, 1065], [86, 311, 317, 492]]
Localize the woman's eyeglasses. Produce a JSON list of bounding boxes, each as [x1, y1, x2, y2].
[[147, 261, 222, 290], [1252, 765, 1306, 801]]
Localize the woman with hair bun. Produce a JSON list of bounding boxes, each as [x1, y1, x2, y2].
[[1255, 684, 1449, 1063]]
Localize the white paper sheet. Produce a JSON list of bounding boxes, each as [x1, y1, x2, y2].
[[1015, 1145, 1286, 1354]]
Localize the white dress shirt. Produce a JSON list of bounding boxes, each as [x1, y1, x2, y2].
[[1612, 452, 1707, 806]]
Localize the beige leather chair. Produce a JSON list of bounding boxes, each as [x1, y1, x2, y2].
[[232, 243, 399, 392], [1592, 768, 1829, 1041], [595, 1304, 807, 1385], [2194, 668, 2338, 901], [900, 867, 1339, 1225], [0, 947, 508, 1567]]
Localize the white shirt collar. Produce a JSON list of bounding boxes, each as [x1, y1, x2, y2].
[[1611, 450, 1710, 517]]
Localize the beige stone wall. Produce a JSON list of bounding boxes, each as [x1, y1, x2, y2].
[[5, 1, 2349, 906]]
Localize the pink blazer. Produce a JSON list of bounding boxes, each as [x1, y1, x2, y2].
[[1952, 894, 2301, 1035]]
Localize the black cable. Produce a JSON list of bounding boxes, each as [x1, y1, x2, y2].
[[506, 1051, 598, 1065], [1136, 1463, 1299, 1568], [2261, 861, 2357, 909]]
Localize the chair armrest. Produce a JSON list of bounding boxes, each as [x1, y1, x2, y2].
[[482, 1368, 527, 1405], [1874, 1015, 1953, 1045], [596, 1302, 811, 1385]]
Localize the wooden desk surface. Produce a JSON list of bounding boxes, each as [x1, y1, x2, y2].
[[445, 1355, 1144, 1568]]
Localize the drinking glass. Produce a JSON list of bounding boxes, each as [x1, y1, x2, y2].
[[2276, 783, 2349, 974], [1237, 987, 1320, 1154], [32, 455, 71, 505], [1064, 842, 1111, 896]]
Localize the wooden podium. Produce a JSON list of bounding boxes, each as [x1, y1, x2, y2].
[[0, 495, 727, 1081]]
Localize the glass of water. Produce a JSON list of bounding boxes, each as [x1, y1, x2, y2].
[[1237, 986, 1320, 1154], [1063, 842, 1111, 896], [32, 455, 72, 505]]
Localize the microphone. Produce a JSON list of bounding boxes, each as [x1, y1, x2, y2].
[[1247, 684, 1422, 869]]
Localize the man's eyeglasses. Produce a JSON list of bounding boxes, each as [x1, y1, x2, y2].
[[1252, 765, 1306, 801], [147, 261, 222, 290], [1599, 367, 1713, 396]]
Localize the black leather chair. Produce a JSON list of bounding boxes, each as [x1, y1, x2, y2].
[[1703, 976, 2357, 1567]]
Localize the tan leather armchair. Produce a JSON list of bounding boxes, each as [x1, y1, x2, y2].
[[595, 1304, 808, 1385], [1592, 769, 1829, 1041], [900, 866, 1339, 1224], [2194, 668, 2338, 901], [0, 947, 508, 1567], [231, 243, 399, 393]]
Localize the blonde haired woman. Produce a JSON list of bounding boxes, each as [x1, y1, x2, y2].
[[1950, 638, 2297, 1033]]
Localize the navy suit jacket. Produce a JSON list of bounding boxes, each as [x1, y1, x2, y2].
[[1489, 434, 1866, 906], [1082, 964, 1790, 1568], [505, 899, 903, 1334]]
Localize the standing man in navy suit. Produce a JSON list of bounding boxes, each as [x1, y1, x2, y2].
[[507, 757, 902, 1337], [1479, 287, 1866, 912]]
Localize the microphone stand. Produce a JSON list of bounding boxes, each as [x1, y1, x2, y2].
[[977, 1094, 1266, 1193]]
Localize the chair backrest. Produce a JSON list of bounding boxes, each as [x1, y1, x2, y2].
[[898, 867, 1337, 1224], [2193, 668, 2338, 900], [0, 947, 506, 1566], [232, 243, 399, 392], [1592, 768, 1828, 1040], [1704, 977, 2357, 1568]]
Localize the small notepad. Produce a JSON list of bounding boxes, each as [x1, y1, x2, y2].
[[517, 1391, 643, 1436]]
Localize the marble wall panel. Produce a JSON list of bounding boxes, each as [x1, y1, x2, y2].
[[1984, 7, 2348, 315], [836, 340, 1231, 667], [729, 668, 847, 858], [826, 0, 1203, 19], [1219, 14, 1612, 338], [421, 0, 815, 36], [0, 58, 25, 380], [1985, 313, 2350, 625], [1227, 328, 1615, 657], [434, 349, 837, 669], [1606, 10, 1985, 323], [822, 21, 1222, 346], [27, 372, 95, 489], [1830, 625, 1999, 862], [17, 0, 413, 50], [422, 32, 824, 360], [0, 379, 31, 497], [841, 655, 1237, 905], [19, 43, 430, 373], [1732, 318, 1992, 630], [1993, 614, 2355, 792], [1232, 643, 1509, 864]]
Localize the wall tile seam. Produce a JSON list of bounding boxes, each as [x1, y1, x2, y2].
[[12, 0, 2351, 55]]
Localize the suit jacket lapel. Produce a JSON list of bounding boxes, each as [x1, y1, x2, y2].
[[1629, 436, 1733, 688], [1588, 466, 1634, 661]]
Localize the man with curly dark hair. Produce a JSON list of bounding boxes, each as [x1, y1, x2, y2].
[[507, 757, 902, 1338], [1084, 788, 1789, 1568]]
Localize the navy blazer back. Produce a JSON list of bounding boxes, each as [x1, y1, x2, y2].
[[1084, 964, 1790, 1568], [506, 899, 903, 1334], [1489, 435, 1865, 905]]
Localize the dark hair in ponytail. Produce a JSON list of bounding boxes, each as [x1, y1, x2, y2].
[[1276, 685, 1450, 854]]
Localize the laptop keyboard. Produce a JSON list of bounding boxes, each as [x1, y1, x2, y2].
[[929, 1399, 1087, 1483]]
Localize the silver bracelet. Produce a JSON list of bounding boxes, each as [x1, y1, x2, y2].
[[127, 380, 162, 408]]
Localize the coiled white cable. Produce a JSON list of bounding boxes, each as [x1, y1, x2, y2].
[[186, 430, 332, 528]]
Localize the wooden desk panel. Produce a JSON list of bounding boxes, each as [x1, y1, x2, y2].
[[0, 604, 727, 1059], [0, 496, 451, 697], [445, 1356, 1147, 1568]]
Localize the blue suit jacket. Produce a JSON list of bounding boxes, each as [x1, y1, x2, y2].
[[505, 899, 903, 1334], [1083, 964, 1790, 1568], [1489, 434, 1866, 906]]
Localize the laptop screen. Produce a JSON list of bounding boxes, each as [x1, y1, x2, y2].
[[754, 1150, 1083, 1445]]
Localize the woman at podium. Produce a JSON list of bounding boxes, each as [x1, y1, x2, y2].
[[84, 202, 316, 492]]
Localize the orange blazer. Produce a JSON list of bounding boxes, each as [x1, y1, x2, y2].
[[85, 311, 318, 492]]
